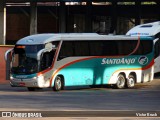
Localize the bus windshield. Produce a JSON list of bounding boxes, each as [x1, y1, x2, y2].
[[11, 45, 44, 75]]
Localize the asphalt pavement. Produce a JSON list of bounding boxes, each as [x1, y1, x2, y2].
[[0, 79, 160, 119]]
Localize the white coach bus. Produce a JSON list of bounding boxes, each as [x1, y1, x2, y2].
[[5, 33, 154, 91], [126, 21, 160, 73]]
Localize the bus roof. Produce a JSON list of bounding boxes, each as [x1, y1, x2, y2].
[[16, 33, 153, 45], [126, 21, 160, 36]]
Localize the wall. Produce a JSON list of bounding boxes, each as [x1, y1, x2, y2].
[[0, 46, 14, 84]]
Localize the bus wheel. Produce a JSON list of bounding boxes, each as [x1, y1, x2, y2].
[[27, 87, 36, 91], [53, 76, 63, 91], [126, 74, 135, 88], [115, 74, 126, 89]]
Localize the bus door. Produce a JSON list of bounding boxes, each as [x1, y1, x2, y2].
[[5, 49, 13, 80]]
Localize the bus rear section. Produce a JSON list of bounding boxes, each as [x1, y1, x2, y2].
[[126, 21, 160, 73], [50, 38, 154, 90]]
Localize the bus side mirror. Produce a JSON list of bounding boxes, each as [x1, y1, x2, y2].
[[37, 49, 45, 61], [37, 43, 56, 61], [45, 43, 56, 52], [5, 48, 13, 80]]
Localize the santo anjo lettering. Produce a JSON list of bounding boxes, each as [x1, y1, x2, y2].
[[101, 58, 136, 65]]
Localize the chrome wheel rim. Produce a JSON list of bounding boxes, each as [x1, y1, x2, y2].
[[128, 77, 135, 87], [117, 76, 125, 88], [55, 77, 61, 90]]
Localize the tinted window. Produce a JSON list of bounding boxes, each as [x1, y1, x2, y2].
[[134, 40, 153, 55], [58, 40, 153, 59], [40, 50, 55, 71], [74, 42, 89, 56], [59, 42, 74, 57]]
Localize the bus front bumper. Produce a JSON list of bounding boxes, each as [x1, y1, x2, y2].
[[10, 79, 39, 87]]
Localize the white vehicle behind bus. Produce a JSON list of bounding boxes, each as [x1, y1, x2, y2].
[[126, 21, 160, 73]]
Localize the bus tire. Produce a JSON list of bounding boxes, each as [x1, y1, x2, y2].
[[27, 87, 36, 91], [53, 76, 63, 91], [126, 74, 135, 88], [115, 74, 126, 89]]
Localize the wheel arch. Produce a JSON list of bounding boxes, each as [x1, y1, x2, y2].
[[118, 72, 126, 79]]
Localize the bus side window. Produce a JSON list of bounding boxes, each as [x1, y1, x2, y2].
[[89, 41, 102, 56], [74, 41, 89, 56], [102, 41, 118, 56], [58, 41, 74, 60], [154, 39, 160, 58], [41, 50, 55, 70]]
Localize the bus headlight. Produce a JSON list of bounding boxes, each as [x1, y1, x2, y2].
[[37, 75, 44, 87], [10, 75, 13, 80], [33, 76, 37, 80]]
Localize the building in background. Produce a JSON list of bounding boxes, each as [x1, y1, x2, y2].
[[0, 1, 159, 45]]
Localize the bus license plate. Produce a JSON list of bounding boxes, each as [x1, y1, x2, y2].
[[19, 82, 25, 86]]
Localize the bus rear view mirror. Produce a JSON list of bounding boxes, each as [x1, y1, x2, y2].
[[5, 48, 13, 80], [45, 43, 56, 51]]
